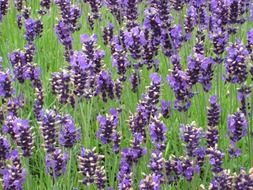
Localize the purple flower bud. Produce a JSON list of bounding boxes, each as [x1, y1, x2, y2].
[[160, 100, 171, 119], [0, 135, 10, 169], [51, 70, 71, 104], [225, 40, 249, 84], [0, 69, 13, 99], [97, 108, 121, 152], [168, 67, 193, 112], [46, 148, 68, 178], [103, 23, 114, 45], [207, 147, 224, 174], [96, 70, 115, 102], [0, 0, 8, 22], [14, 0, 23, 12], [237, 85, 251, 116], [59, 114, 80, 148], [149, 116, 167, 151], [112, 44, 130, 81], [14, 118, 34, 157], [78, 147, 106, 188], [180, 122, 203, 157], [139, 174, 160, 190], [3, 150, 26, 190], [209, 170, 234, 190], [227, 111, 248, 157], [206, 95, 220, 148], [40, 109, 59, 153], [234, 168, 253, 189], [148, 150, 164, 180], [130, 70, 140, 93], [25, 18, 43, 42]]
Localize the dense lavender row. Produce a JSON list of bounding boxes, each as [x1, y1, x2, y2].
[[0, 0, 253, 189]]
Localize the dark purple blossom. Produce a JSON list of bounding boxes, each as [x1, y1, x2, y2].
[[225, 40, 249, 84], [207, 147, 224, 174], [209, 169, 234, 190], [227, 111, 248, 157], [237, 85, 251, 116], [139, 174, 160, 190], [3, 150, 26, 190], [149, 116, 167, 151], [13, 118, 34, 157], [148, 150, 164, 180], [51, 70, 71, 104], [206, 95, 220, 148], [59, 114, 80, 148], [0, 135, 10, 169], [0, 0, 8, 22], [97, 108, 121, 153], [103, 23, 114, 46], [46, 148, 68, 178], [96, 70, 115, 102], [124, 26, 145, 60], [40, 109, 59, 153], [25, 18, 43, 42], [112, 44, 130, 81], [78, 147, 106, 188], [0, 69, 13, 99], [180, 123, 203, 158], [160, 100, 171, 119], [168, 66, 193, 112]]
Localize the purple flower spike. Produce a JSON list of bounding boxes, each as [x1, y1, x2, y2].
[[148, 150, 164, 181], [97, 108, 121, 153], [3, 150, 26, 190], [0, 135, 10, 169], [168, 65, 193, 112], [14, 118, 34, 157], [225, 40, 249, 84], [25, 18, 43, 42], [227, 111, 248, 157], [0, 69, 12, 99], [207, 147, 224, 174], [0, 0, 8, 22], [40, 109, 59, 153], [103, 23, 114, 46], [209, 170, 234, 190], [206, 95, 220, 148], [160, 100, 171, 119], [51, 70, 71, 104], [59, 114, 80, 148], [149, 116, 167, 151], [112, 44, 130, 81], [139, 174, 160, 190], [180, 122, 203, 158], [96, 70, 115, 102], [78, 147, 106, 189], [46, 148, 68, 178]]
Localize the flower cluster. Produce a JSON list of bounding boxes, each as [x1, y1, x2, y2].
[[78, 147, 106, 189]]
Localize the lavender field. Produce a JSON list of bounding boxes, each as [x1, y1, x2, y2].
[[0, 0, 253, 189]]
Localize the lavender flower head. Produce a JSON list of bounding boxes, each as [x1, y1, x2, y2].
[[206, 95, 220, 148], [227, 111, 248, 157], [139, 174, 160, 190], [59, 114, 80, 148], [97, 108, 121, 153], [46, 148, 69, 178], [3, 150, 26, 190], [78, 147, 106, 188], [149, 116, 167, 151], [160, 100, 171, 119], [180, 122, 203, 157], [225, 40, 249, 84], [0, 135, 10, 169]]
